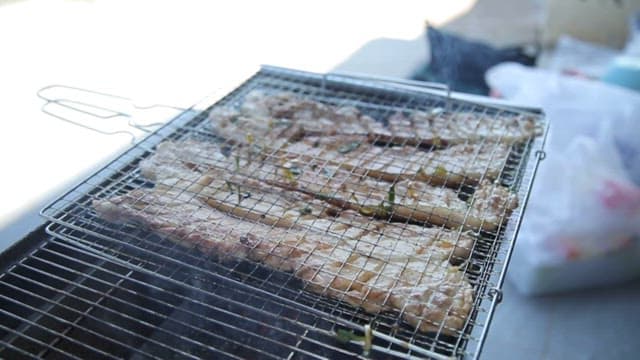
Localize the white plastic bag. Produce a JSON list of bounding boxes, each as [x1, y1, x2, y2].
[[486, 63, 640, 294], [548, 35, 619, 78], [487, 63, 640, 184], [511, 128, 640, 295], [523, 130, 640, 258]]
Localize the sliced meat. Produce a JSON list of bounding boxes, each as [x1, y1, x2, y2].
[[392, 178, 518, 232], [275, 135, 511, 187], [387, 260, 473, 333], [198, 175, 476, 263], [92, 179, 474, 335], [375, 110, 538, 146], [208, 107, 305, 147], [209, 91, 381, 147], [222, 90, 537, 147], [139, 139, 224, 183], [88, 90, 532, 338], [240, 90, 380, 135], [139, 144, 477, 262], [262, 161, 515, 232], [255, 234, 474, 334], [92, 185, 263, 261], [346, 213, 475, 264], [468, 179, 519, 227], [140, 140, 517, 232]]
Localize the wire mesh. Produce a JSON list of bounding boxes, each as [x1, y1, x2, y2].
[[0, 235, 390, 359], [34, 66, 547, 359]]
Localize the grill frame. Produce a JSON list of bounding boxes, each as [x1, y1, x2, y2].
[[3, 65, 548, 359], [0, 229, 398, 360]]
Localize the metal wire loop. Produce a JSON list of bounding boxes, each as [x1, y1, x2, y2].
[[322, 70, 452, 108], [37, 84, 184, 144], [488, 288, 503, 304]]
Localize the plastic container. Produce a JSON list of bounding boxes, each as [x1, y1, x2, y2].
[[509, 238, 640, 295], [602, 56, 640, 92]]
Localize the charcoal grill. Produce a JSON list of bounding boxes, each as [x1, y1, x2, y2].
[[0, 66, 548, 359]]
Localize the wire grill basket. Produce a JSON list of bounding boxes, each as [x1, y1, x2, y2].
[[30, 66, 547, 359]]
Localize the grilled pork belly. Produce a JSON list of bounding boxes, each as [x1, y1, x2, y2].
[[276, 135, 512, 187], [194, 174, 476, 264], [91, 89, 532, 338], [92, 184, 261, 260], [140, 140, 517, 232], [209, 92, 384, 147], [240, 90, 382, 136], [139, 143, 477, 262], [93, 176, 474, 334], [211, 90, 537, 147], [376, 110, 538, 146], [264, 162, 516, 232]]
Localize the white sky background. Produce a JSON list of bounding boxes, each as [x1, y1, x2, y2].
[[0, 0, 474, 230]]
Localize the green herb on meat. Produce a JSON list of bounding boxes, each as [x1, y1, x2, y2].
[[376, 202, 390, 218], [350, 192, 360, 205], [314, 192, 332, 201], [434, 165, 447, 178], [335, 329, 364, 344], [288, 166, 301, 176], [337, 141, 361, 154], [299, 206, 312, 216], [282, 168, 297, 182], [387, 183, 396, 204], [359, 206, 376, 216], [245, 134, 255, 164], [374, 184, 396, 218]]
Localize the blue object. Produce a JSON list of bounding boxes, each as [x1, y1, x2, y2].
[[602, 56, 640, 92]]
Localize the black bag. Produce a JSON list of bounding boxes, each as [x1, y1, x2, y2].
[[412, 26, 537, 95]]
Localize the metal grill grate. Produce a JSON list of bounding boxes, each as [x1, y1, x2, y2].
[[0, 233, 398, 359], [30, 66, 546, 359]]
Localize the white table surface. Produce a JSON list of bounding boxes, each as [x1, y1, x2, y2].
[[0, 0, 476, 246]]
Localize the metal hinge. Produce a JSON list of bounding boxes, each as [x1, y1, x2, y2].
[[488, 287, 503, 304]]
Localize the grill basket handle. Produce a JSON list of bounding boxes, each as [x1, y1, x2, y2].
[[324, 71, 452, 109], [37, 85, 183, 144]]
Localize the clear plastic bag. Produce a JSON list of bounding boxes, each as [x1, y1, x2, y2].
[[487, 63, 640, 184], [486, 63, 640, 294]]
